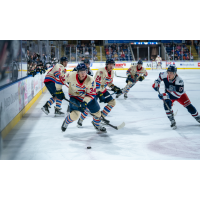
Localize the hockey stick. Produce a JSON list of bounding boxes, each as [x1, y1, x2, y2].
[[115, 71, 126, 78], [63, 97, 125, 130], [105, 92, 117, 98]]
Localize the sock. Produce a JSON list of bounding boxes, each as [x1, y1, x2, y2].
[[55, 98, 62, 109], [80, 108, 90, 121], [93, 116, 101, 127], [65, 114, 74, 125], [163, 100, 174, 122], [47, 97, 56, 106], [102, 104, 114, 117]]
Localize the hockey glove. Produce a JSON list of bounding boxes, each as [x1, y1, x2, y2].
[[55, 89, 65, 100], [152, 80, 160, 91], [126, 75, 134, 83], [97, 91, 105, 103], [110, 84, 122, 94], [138, 76, 145, 82], [158, 93, 170, 100], [79, 101, 87, 113]]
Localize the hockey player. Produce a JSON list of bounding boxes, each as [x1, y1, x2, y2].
[[116, 60, 148, 99], [60, 63, 106, 132], [77, 59, 122, 127], [73, 59, 93, 76], [152, 65, 200, 129], [41, 57, 68, 116], [155, 55, 162, 69]]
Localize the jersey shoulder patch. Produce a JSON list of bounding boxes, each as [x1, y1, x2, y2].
[[175, 76, 184, 85]]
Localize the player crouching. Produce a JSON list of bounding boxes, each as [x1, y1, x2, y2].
[[59, 63, 106, 132], [152, 65, 200, 129], [116, 60, 148, 99]]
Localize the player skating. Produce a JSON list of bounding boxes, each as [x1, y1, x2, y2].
[[116, 60, 148, 99], [155, 55, 162, 69], [41, 57, 68, 116], [59, 63, 106, 132], [77, 59, 122, 127], [152, 64, 200, 129]]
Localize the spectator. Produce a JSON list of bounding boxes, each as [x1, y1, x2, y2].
[[85, 50, 89, 56], [94, 55, 98, 61], [191, 55, 194, 60]]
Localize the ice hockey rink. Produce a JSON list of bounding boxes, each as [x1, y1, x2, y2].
[[1, 69, 200, 160]]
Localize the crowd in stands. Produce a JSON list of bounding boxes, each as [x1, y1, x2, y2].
[[65, 43, 98, 61], [104, 43, 132, 61], [26, 50, 49, 77], [165, 43, 193, 60]]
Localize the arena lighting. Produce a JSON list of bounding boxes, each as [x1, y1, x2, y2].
[[133, 42, 158, 45]]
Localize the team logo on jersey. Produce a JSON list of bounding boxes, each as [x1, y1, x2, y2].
[[91, 81, 94, 87], [100, 71, 103, 74], [169, 85, 175, 92]]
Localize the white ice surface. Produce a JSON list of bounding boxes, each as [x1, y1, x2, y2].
[[1, 70, 200, 160]]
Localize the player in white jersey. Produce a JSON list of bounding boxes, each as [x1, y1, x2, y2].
[[41, 57, 68, 116], [116, 60, 148, 99], [76, 59, 122, 127], [59, 63, 106, 132], [152, 65, 200, 129], [155, 55, 162, 69]]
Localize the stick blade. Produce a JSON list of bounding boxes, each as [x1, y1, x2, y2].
[[117, 122, 125, 130]]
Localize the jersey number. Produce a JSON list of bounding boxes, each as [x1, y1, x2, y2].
[[96, 75, 101, 82]]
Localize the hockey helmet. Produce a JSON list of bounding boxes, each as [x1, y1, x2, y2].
[[167, 65, 177, 74], [106, 58, 115, 65], [60, 57, 68, 62], [84, 59, 90, 65], [138, 60, 143, 65], [77, 63, 87, 71]]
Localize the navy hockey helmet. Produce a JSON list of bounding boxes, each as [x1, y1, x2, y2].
[[167, 65, 177, 74], [106, 58, 115, 65], [138, 60, 143, 65], [84, 59, 90, 64], [60, 57, 68, 62], [77, 63, 87, 71]]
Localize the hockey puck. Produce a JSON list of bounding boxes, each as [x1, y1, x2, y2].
[[87, 147, 91, 149]]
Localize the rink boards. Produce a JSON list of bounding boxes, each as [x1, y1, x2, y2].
[[0, 73, 46, 138], [67, 61, 200, 71]]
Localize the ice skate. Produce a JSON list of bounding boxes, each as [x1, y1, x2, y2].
[[124, 93, 128, 99], [54, 107, 65, 117], [61, 120, 68, 132], [41, 101, 51, 115], [195, 116, 200, 123], [91, 121, 106, 132], [77, 118, 83, 128], [170, 120, 177, 130]]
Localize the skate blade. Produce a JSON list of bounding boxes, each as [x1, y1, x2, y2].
[[77, 124, 83, 128], [41, 107, 49, 115], [172, 126, 177, 130]]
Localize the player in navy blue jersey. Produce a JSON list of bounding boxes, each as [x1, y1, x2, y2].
[[152, 64, 200, 129]]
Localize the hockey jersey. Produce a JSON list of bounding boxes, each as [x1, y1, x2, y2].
[[94, 67, 114, 93], [55, 71, 96, 103], [156, 71, 184, 100], [72, 66, 93, 76], [44, 63, 67, 85], [126, 64, 148, 81]]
